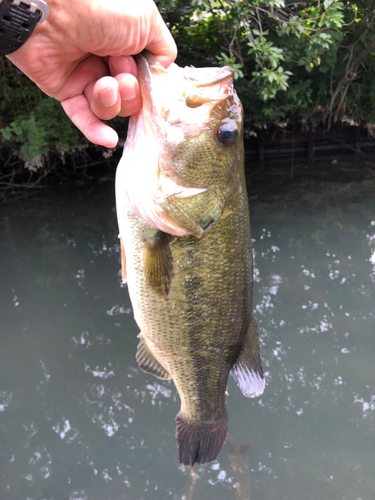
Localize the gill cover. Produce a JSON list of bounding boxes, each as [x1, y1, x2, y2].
[[116, 51, 243, 237]]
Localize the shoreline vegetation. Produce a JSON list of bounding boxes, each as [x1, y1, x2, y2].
[[2, 129, 375, 202], [1, 0, 375, 199]]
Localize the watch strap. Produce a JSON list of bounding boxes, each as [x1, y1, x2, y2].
[[0, 0, 48, 56]]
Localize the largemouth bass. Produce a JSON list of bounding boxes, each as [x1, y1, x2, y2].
[[116, 51, 265, 466]]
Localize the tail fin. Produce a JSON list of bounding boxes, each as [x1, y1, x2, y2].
[[175, 410, 228, 466]]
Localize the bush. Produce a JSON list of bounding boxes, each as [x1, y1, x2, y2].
[[0, 58, 85, 164]]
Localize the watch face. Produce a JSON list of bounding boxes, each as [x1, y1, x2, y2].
[[0, 0, 48, 56]]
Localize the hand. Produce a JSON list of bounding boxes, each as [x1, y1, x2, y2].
[[7, 0, 177, 147]]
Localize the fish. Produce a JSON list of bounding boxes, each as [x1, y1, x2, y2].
[[115, 51, 265, 467]]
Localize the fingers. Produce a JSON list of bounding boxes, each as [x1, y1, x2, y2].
[[85, 76, 121, 121], [62, 74, 141, 146], [115, 73, 141, 117], [85, 56, 141, 121], [145, 4, 177, 68], [85, 74, 141, 121], [62, 94, 119, 148], [147, 36, 177, 69], [109, 56, 141, 116], [60, 55, 142, 146], [108, 55, 137, 78]]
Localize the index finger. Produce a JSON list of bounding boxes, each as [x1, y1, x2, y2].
[[62, 93, 119, 147]]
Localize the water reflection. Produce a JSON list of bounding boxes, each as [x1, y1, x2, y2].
[[0, 159, 375, 499]]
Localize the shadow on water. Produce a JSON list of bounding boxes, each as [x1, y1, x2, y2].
[[0, 156, 374, 500]]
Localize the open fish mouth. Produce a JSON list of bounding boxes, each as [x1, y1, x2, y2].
[[135, 50, 234, 140], [117, 51, 243, 237]]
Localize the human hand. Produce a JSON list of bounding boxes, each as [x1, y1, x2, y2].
[[7, 0, 176, 147]]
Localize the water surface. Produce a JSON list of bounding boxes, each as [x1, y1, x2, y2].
[[0, 158, 374, 500]]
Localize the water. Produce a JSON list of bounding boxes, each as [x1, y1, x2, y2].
[[0, 158, 374, 500]]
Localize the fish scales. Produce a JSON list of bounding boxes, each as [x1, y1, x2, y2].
[[126, 184, 250, 416], [116, 51, 265, 466]]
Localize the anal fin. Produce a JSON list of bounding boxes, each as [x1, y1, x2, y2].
[[231, 314, 265, 398], [136, 336, 171, 380], [144, 231, 173, 297]]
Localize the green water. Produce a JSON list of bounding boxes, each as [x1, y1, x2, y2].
[[0, 158, 374, 500]]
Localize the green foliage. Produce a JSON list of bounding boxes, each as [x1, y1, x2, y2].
[[1, 0, 375, 170], [216, 53, 243, 79], [0, 59, 84, 163], [158, 0, 375, 129]]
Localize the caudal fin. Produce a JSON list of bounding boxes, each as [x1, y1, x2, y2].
[[175, 410, 228, 466]]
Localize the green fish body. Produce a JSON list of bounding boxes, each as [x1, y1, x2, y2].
[[116, 52, 265, 466]]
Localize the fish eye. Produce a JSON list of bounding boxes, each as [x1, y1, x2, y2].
[[217, 124, 238, 147]]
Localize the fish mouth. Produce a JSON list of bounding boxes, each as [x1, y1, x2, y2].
[[134, 51, 170, 132], [135, 49, 233, 89], [134, 50, 234, 136], [119, 52, 240, 237]]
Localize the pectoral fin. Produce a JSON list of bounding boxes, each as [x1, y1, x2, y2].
[[231, 315, 265, 398], [120, 237, 127, 283], [144, 231, 173, 297], [136, 337, 171, 380]]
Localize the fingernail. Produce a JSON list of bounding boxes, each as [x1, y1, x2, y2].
[[119, 81, 137, 101], [99, 86, 118, 107]]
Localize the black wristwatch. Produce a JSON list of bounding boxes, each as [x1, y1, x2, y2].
[[0, 0, 49, 56]]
